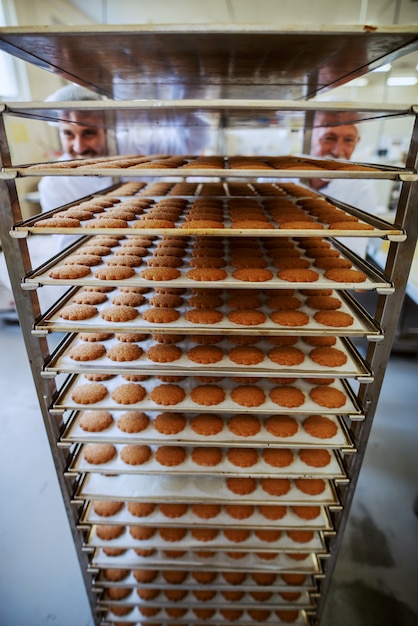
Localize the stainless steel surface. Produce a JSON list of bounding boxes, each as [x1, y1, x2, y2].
[[0, 25, 417, 99]]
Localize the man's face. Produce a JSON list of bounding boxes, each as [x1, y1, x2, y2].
[[58, 111, 108, 159], [311, 123, 359, 160]]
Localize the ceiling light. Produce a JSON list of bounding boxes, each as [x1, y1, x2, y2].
[[373, 63, 391, 72], [386, 76, 417, 86]]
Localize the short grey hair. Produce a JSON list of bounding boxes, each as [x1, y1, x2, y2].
[[45, 84, 105, 103]]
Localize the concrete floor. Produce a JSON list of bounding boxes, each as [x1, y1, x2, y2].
[[0, 314, 417, 626]]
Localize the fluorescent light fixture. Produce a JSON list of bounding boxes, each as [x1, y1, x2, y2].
[[386, 76, 417, 86], [373, 63, 391, 72]]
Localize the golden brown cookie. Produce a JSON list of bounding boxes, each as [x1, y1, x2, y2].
[[232, 268, 273, 282], [228, 309, 267, 326], [260, 478, 291, 496], [229, 346, 264, 365], [71, 291, 108, 305], [190, 414, 224, 436], [190, 385, 225, 406], [306, 295, 342, 310], [231, 385, 266, 407], [160, 503, 188, 519], [111, 383, 146, 404], [192, 447, 223, 466], [310, 385, 346, 408], [270, 310, 309, 326], [127, 502, 156, 517], [116, 411, 149, 433], [101, 305, 138, 322], [224, 504, 254, 520], [188, 345, 224, 363], [133, 568, 158, 583], [69, 343, 106, 361], [287, 529, 314, 543], [150, 384, 185, 405], [111, 292, 145, 306], [224, 528, 250, 543], [191, 504, 221, 519], [60, 304, 98, 320], [78, 331, 114, 342], [228, 414, 260, 437], [227, 447, 258, 467], [142, 307, 180, 323], [259, 505, 287, 520], [268, 346, 305, 366], [291, 505, 321, 519], [185, 309, 223, 324], [107, 343, 142, 362], [226, 477, 257, 495], [303, 335, 337, 347], [270, 385, 305, 407], [265, 415, 298, 437], [278, 268, 319, 282], [93, 501, 123, 517], [187, 268, 227, 281], [303, 414, 338, 438], [83, 443, 116, 464], [295, 478, 326, 495], [96, 524, 125, 541], [79, 410, 113, 432], [262, 448, 294, 467], [153, 412, 186, 435], [299, 448, 331, 467], [71, 382, 108, 404], [191, 527, 219, 542], [159, 526, 187, 542], [129, 525, 155, 540], [94, 266, 135, 280], [314, 310, 354, 327], [309, 346, 347, 367], [324, 268, 367, 283], [146, 344, 182, 362], [120, 444, 151, 465], [155, 446, 187, 466], [49, 264, 91, 280], [141, 267, 181, 281]]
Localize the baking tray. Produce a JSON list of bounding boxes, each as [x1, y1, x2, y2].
[[52, 373, 362, 417], [90, 546, 320, 574], [68, 444, 346, 480], [11, 180, 406, 241], [33, 285, 383, 340], [99, 609, 308, 626], [81, 501, 333, 531], [97, 586, 313, 609], [76, 473, 340, 507], [94, 566, 316, 591], [61, 411, 353, 450], [86, 525, 325, 553], [21, 235, 393, 293], [43, 332, 372, 382]]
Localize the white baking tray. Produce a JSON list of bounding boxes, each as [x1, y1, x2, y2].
[[34, 285, 382, 339], [69, 444, 346, 479], [44, 332, 372, 382], [81, 501, 332, 531], [52, 374, 362, 416], [61, 411, 352, 450], [76, 473, 339, 506]]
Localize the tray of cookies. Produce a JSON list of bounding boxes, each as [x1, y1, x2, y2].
[[97, 585, 313, 609], [94, 565, 317, 592], [86, 524, 326, 553], [52, 373, 362, 416], [60, 411, 353, 450], [76, 473, 340, 507], [68, 442, 346, 480], [81, 500, 333, 531], [90, 546, 320, 574], [44, 331, 372, 382], [33, 285, 383, 340], [22, 233, 393, 292]]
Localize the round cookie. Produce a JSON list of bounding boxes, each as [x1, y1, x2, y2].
[[111, 383, 146, 404], [185, 309, 223, 324], [191, 413, 224, 436], [324, 268, 367, 283], [155, 446, 187, 466], [107, 343, 142, 362], [60, 304, 98, 320], [120, 444, 151, 465], [96, 525, 125, 541], [260, 478, 291, 496], [278, 268, 319, 282], [129, 525, 155, 540], [116, 411, 149, 433], [262, 448, 294, 467], [50, 265, 91, 280], [287, 530, 314, 543], [299, 448, 331, 467], [258, 505, 287, 520], [303, 414, 338, 439], [150, 384, 185, 406], [79, 410, 113, 432], [269, 386, 305, 408], [295, 478, 326, 495], [291, 505, 321, 520], [229, 346, 264, 365], [160, 503, 188, 518], [309, 346, 347, 367], [146, 343, 182, 362], [69, 342, 107, 362], [159, 527, 187, 542], [133, 568, 158, 583], [226, 477, 257, 495], [232, 268, 273, 282], [71, 291, 108, 305], [83, 443, 116, 465], [268, 346, 305, 366], [228, 414, 260, 437], [225, 504, 254, 519], [127, 502, 156, 517], [71, 382, 108, 404], [191, 447, 223, 466], [191, 528, 219, 542], [231, 385, 266, 407], [314, 310, 354, 327], [227, 447, 258, 468], [142, 307, 180, 323], [93, 501, 124, 517], [265, 415, 298, 437], [224, 528, 250, 543], [270, 310, 309, 326], [310, 385, 346, 408], [94, 266, 135, 280], [228, 309, 266, 325], [101, 305, 138, 322], [154, 412, 186, 434], [190, 385, 225, 406], [191, 504, 221, 519]]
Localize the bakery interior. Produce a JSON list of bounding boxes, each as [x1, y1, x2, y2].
[[0, 1, 418, 626]]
